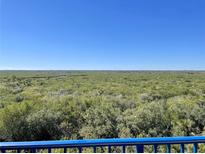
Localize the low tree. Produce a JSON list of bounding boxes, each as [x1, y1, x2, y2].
[[117, 101, 172, 137], [80, 102, 119, 139]]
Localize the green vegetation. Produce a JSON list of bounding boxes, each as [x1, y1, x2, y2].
[[0, 71, 205, 142]]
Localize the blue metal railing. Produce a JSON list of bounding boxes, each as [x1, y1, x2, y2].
[[0, 136, 205, 153]]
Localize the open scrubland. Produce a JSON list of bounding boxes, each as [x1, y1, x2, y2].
[[0, 71, 205, 144]]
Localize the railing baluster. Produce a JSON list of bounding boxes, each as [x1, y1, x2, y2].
[[108, 145, 112, 153], [166, 144, 171, 153], [64, 147, 67, 153], [48, 148, 51, 153], [122, 145, 126, 153], [17, 148, 21, 153], [78, 147, 82, 153], [193, 143, 198, 153], [154, 144, 158, 153], [93, 146, 97, 153], [180, 144, 184, 153], [1, 149, 6, 153], [136, 144, 144, 153], [31, 148, 36, 153]]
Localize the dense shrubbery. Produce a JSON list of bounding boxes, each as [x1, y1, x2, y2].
[[0, 71, 205, 142]]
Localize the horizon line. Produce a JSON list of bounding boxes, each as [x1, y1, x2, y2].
[[0, 69, 205, 71]]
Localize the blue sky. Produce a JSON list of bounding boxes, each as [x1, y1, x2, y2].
[[0, 0, 205, 70]]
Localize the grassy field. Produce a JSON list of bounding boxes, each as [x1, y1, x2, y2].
[[0, 71, 205, 143]]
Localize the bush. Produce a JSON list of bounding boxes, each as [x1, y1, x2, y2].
[[0, 103, 31, 141], [80, 102, 119, 139], [117, 102, 172, 137], [26, 109, 63, 140]]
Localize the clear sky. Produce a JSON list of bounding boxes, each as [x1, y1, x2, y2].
[[0, 0, 205, 70]]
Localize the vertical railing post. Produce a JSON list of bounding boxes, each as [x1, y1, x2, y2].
[[64, 147, 67, 153], [93, 146, 97, 153], [108, 145, 112, 153], [136, 144, 144, 153], [122, 145, 126, 153], [166, 144, 171, 153], [31, 148, 36, 153], [193, 143, 198, 153], [78, 147, 82, 153], [180, 144, 184, 153], [48, 148, 52, 153], [17, 148, 21, 153], [154, 144, 158, 153], [1, 149, 6, 153]]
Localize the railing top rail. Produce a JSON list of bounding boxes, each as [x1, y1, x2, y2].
[[1, 136, 205, 149]]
